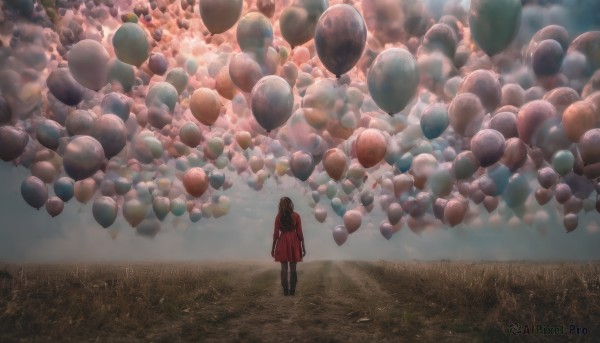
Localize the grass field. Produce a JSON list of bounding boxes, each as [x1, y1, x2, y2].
[[0, 261, 598, 342]]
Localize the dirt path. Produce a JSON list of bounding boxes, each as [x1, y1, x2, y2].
[[171, 261, 430, 343]]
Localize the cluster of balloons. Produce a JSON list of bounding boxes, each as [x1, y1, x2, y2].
[[2, 0, 600, 244]]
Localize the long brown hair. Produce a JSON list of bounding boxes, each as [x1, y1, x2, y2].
[[278, 197, 296, 231]]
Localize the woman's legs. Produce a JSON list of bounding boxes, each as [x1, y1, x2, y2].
[[289, 262, 297, 295], [280, 262, 289, 295]]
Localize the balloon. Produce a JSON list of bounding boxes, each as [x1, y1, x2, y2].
[[332, 225, 348, 246], [488, 112, 518, 139], [457, 69, 501, 113], [229, 52, 264, 93], [74, 179, 96, 204], [183, 167, 209, 197], [569, 31, 600, 73], [101, 93, 130, 122], [199, 0, 243, 35], [136, 218, 161, 237], [123, 199, 147, 227], [68, 39, 110, 90], [555, 183, 572, 204], [562, 101, 599, 142], [322, 148, 347, 181], [209, 170, 225, 189], [427, 167, 454, 197], [107, 58, 136, 93], [35, 119, 62, 150], [21, 176, 48, 210], [163, 68, 188, 96], [387, 202, 403, 226], [478, 164, 511, 196], [517, 100, 558, 145], [62, 136, 105, 181], [422, 23, 457, 58], [0, 126, 28, 162], [420, 104, 449, 139], [470, 129, 506, 168], [148, 53, 168, 75], [360, 190, 374, 207], [236, 12, 273, 60], [45, 197, 64, 217], [501, 138, 528, 172], [66, 110, 96, 136], [54, 177, 75, 202], [444, 197, 468, 227], [112, 23, 149, 67], [543, 87, 579, 116], [251, 75, 294, 133], [314, 207, 327, 223], [190, 88, 222, 126], [92, 196, 118, 228], [31, 161, 57, 183], [469, 0, 522, 56], [179, 123, 203, 148], [579, 128, 600, 166], [280, 9, 311, 49], [501, 84, 525, 108], [452, 151, 479, 180], [257, 0, 276, 18], [503, 174, 530, 209], [289, 151, 314, 181], [91, 114, 127, 159], [46, 68, 85, 106], [146, 82, 178, 112], [314, 4, 367, 78], [563, 213, 578, 233], [368, 48, 419, 115], [532, 39, 564, 76], [215, 67, 237, 100], [171, 197, 187, 216], [552, 150, 575, 176], [152, 196, 171, 221], [343, 209, 362, 233], [448, 93, 485, 137], [355, 129, 387, 168], [380, 221, 393, 240], [535, 188, 553, 205]]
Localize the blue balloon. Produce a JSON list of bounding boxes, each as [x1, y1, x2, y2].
[[92, 196, 118, 228], [209, 170, 226, 189], [420, 104, 449, 139], [54, 177, 75, 202], [21, 176, 48, 210], [395, 153, 413, 173]]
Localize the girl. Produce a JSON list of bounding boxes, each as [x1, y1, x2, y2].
[[271, 197, 306, 296]]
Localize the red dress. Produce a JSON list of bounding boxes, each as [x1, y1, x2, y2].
[[273, 212, 304, 262]]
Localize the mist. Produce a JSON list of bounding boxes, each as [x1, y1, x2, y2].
[[1, 163, 599, 263]]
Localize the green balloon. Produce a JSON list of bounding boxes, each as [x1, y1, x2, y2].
[[112, 23, 149, 67], [552, 149, 574, 176], [469, 0, 521, 56], [199, 0, 243, 35], [107, 58, 135, 92], [367, 48, 419, 115]]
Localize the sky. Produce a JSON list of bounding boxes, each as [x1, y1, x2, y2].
[[1, 162, 599, 263]]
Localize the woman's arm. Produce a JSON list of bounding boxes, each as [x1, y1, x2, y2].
[[296, 213, 306, 257], [271, 215, 279, 257]]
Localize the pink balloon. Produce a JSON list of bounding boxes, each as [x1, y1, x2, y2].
[[183, 167, 209, 197], [343, 209, 362, 234], [322, 148, 348, 180], [356, 129, 387, 168]]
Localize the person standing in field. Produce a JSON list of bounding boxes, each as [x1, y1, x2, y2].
[[271, 197, 306, 296]]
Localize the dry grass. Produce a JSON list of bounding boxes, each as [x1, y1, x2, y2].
[[360, 260, 600, 341], [0, 261, 598, 342]]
